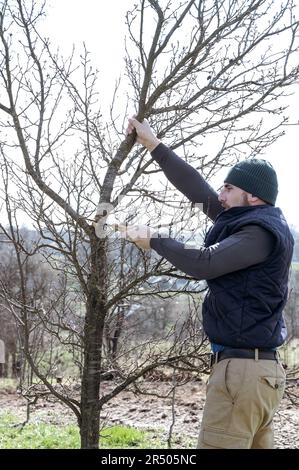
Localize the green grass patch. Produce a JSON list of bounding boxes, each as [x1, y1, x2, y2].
[[0, 413, 80, 449], [100, 425, 154, 448], [0, 378, 17, 393], [292, 261, 299, 271], [0, 413, 157, 449]]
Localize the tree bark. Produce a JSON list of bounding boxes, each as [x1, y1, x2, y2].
[[80, 234, 107, 449]]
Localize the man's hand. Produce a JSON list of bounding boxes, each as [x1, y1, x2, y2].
[[126, 117, 160, 152], [118, 224, 156, 250]]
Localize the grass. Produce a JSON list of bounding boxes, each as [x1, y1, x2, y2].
[[100, 425, 155, 448], [0, 413, 157, 449], [0, 413, 80, 449], [292, 261, 299, 271], [0, 378, 17, 393]]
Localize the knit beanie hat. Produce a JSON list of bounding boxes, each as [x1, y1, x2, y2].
[[224, 159, 278, 205]]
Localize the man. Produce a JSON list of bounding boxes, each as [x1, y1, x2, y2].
[[121, 117, 294, 449]]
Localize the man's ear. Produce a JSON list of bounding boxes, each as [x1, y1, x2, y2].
[[248, 194, 263, 205]]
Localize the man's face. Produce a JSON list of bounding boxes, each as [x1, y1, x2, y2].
[[218, 183, 250, 210]]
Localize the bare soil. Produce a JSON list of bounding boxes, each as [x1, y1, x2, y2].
[[0, 380, 298, 449]]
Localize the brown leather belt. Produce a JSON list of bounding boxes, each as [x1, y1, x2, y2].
[[209, 348, 277, 367]]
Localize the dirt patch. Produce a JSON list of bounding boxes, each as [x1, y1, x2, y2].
[[100, 380, 299, 449], [0, 380, 298, 448]]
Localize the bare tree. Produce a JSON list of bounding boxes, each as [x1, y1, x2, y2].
[[0, 225, 83, 383], [1, 0, 299, 448]]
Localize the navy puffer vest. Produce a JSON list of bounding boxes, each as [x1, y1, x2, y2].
[[203, 205, 294, 349]]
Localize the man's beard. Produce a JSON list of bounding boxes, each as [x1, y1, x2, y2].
[[222, 193, 250, 209], [242, 193, 250, 206]]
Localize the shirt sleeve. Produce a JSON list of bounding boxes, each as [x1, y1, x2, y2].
[[150, 224, 275, 280], [151, 143, 222, 221]]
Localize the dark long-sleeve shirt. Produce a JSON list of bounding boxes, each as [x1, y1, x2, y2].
[[151, 143, 222, 221], [149, 143, 275, 279]]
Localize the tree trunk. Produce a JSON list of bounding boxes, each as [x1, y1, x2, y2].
[[111, 305, 125, 361], [80, 235, 107, 449]]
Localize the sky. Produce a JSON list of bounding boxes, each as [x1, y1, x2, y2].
[[45, 0, 131, 94], [45, 0, 299, 228], [3, 0, 299, 230]]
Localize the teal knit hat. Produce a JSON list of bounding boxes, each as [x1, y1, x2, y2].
[[224, 159, 278, 205]]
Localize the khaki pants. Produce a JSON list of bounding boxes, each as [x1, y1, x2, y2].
[[198, 358, 286, 449]]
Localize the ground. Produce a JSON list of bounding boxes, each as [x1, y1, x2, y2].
[[0, 379, 298, 449], [101, 380, 299, 449]]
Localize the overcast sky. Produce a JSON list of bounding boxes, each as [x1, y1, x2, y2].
[[14, 1, 299, 230]]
